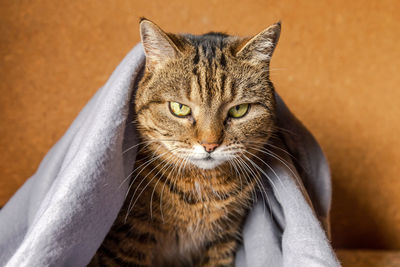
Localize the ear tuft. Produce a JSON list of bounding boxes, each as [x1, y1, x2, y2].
[[139, 19, 180, 71], [236, 22, 281, 65]]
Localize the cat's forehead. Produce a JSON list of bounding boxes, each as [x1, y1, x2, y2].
[[183, 37, 235, 106], [148, 63, 268, 115], [162, 42, 270, 108], [138, 32, 273, 110], [183, 32, 233, 60]]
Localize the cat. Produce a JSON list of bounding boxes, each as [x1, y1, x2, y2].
[[89, 18, 280, 267]]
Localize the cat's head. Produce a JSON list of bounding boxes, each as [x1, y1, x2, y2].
[[135, 19, 280, 171]]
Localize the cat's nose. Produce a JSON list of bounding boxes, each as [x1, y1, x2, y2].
[[201, 143, 219, 153]]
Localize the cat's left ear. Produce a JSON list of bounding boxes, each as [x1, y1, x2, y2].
[[236, 22, 281, 65], [140, 18, 181, 71]]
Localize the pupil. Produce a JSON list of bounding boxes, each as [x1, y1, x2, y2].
[[179, 104, 183, 109], [236, 105, 240, 111]]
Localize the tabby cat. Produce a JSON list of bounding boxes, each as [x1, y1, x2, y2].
[[90, 18, 280, 266]]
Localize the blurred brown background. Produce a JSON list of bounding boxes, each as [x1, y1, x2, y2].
[[1, 0, 399, 265]]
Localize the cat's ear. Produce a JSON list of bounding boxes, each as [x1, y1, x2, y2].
[[139, 18, 180, 71], [236, 22, 281, 65]]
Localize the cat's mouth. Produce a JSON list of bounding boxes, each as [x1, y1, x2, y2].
[[190, 157, 221, 170], [187, 151, 232, 170], [172, 145, 234, 170]]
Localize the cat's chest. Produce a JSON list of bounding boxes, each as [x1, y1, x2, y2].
[[152, 202, 232, 265], [126, 157, 255, 265], [136, 160, 255, 228], [160, 181, 233, 229], [153, 175, 252, 241]]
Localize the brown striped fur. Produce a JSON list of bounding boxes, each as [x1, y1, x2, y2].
[[90, 19, 281, 267]]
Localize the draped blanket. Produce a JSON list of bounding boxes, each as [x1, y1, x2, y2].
[[0, 44, 340, 267]]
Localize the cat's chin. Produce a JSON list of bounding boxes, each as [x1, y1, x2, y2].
[[189, 158, 225, 170]]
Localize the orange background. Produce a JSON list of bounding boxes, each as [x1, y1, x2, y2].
[[1, 0, 400, 261]]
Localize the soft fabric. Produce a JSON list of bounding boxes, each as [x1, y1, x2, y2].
[[0, 44, 340, 267]]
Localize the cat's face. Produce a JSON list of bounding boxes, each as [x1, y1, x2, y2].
[[135, 19, 280, 170]]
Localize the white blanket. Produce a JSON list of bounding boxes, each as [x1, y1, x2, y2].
[[0, 44, 340, 267]]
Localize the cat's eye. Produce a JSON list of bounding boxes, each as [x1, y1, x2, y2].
[[169, 102, 191, 117], [228, 104, 249, 118]]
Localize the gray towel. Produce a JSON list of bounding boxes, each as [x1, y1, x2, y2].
[[0, 44, 340, 267]]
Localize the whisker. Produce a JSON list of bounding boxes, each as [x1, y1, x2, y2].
[[136, 154, 175, 219], [231, 156, 259, 206], [270, 125, 297, 136], [235, 155, 269, 214], [125, 150, 179, 221], [227, 159, 243, 192], [246, 145, 302, 188], [123, 148, 178, 221], [240, 153, 284, 204], [159, 154, 186, 221], [243, 149, 286, 189], [244, 140, 293, 158], [118, 144, 164, 190]]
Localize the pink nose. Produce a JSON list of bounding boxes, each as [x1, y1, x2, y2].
[[202, 143, 219, 153]]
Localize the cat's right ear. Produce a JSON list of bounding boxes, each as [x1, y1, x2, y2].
[[140, 19, 180, 71], [235, 22, 281, 65]]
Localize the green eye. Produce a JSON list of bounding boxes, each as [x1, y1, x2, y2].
[[169, 102, 191, 117], [228, 104, 249, 118]]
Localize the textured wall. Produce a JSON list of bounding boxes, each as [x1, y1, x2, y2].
[[1, 0, 399, 250]]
